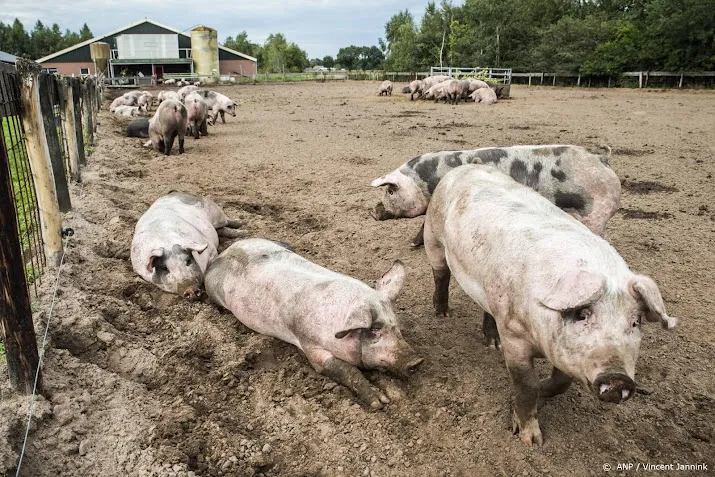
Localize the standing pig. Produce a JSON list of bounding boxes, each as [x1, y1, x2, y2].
[[137, 92, 153, 111], [378, 80, 393, 96], [177, 84, 199, 102], [196, 90, 238, 125], [444, 80, 470, 105], [184, 92, 208, 139], [424, 164, 677, 446], [205, 239, 424, 409], [144, 99, 188, 156], [408, 79, 424, 100], [370, 145, 621, 246], [422, 75, 451, 90], [131, 191, 244, 299], [158, 91, 180, 103], [422, 83, 447, 101], [470, 87, 497, 104]]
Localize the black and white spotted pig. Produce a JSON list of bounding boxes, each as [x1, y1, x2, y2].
[[370, 145, 621, 246]]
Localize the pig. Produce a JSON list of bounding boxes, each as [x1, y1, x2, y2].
[[157, 91, 180, 103], [370, 145, 621, 246], [113, 104, 147, 117], [468, 79, 489, 93], [163, 78, 177, 85], [443, 80, 471, 105], [177, 85, 199, 102], [109, 95, 136, 112], [127, 118, 149, 138], [401, 86, 411, 94], [196, 90, 238, 125], [184, 92, 209, 139], [423, 164, 677, 446], [144, 99, 188, 156], [205, 238, 424, 409], [131, 191, 244, 299], [408, 79, 424, 100], [470, 87, 497, 105], [137, 92, 153, 111], [193, 81, 202, 86], [422, 83, 447, 101], [422, 75, 451, 90], [378, 80, 393, 96]]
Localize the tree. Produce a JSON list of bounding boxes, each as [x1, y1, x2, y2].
[[223, 31, 260, 58], [259, 33, 308, 73], [322, 55, 335, 68], [384, 10, 419, 71], [78, 23, 92, 41], [0, 18, 91, 59]]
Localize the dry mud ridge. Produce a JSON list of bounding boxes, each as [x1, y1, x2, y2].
[[1, 82, 714, 477]]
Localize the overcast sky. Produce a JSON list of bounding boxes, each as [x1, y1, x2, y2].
[[0, 0, 460, 58]]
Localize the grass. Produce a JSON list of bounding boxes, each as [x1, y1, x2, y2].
[[2, 116, 41, 284]]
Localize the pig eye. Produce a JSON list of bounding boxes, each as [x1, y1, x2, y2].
[[570, 307, 592, 322], [185, 257, 192, 266]]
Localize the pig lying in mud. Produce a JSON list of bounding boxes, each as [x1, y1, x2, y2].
[[378, 80, 393, 96], [144, 99, 188, 156], [127, 118, 149, 138], [131, 191, 244, 299], [205, 239, 424, 409], [113, 104, 147, 117], [424, 164, 677, 446], [371, 145, 621, 246], [184, 92, 209, 139], [196, 90, 237, 125], [468, 79, 489, 92]]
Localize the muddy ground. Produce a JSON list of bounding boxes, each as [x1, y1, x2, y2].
[[1, 81, 714, 476]]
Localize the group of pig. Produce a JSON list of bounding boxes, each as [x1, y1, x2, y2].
[[399, 75, 498, 105], [115, 84, 239, 156], [129, 141, 677, 447]]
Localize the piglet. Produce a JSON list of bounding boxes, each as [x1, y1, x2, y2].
[[205, 239, 424, 408]]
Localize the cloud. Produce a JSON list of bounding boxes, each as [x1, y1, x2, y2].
[[0, 0, 445, 57]]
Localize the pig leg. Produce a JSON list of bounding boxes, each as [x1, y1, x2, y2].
[[164, 133, 175, 156], [220, 110, 226, 123], [410, 222, 425, 248], [178, 133, 184, 154], [193, 122, 199, 139], [424, 221, 450, 317], [223, 219, 243, 229], [539, 367, 573, 398], [200, 119, 208, 136], [483, 313, 501, 350], [305, 348, 388, 409], [216, 227, 246, 238], [504, 342, 542, 447]]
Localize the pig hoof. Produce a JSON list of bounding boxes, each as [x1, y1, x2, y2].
[[379, 394, 391, 405], [369, 400, 384, 410], [512, 413, 543, 447], [409, 242, 424, 249]]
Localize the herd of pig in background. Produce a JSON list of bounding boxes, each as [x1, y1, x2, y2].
[[117, 75, 678, 449]]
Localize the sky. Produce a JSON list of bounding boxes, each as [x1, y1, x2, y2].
[[0, 0, 458, 58]]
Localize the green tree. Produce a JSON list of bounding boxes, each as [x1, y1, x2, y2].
[[384, 10, 419, 71], [322, 55, 335, 68], [78, 23, 92, 41], [223, 31, 260, 58]]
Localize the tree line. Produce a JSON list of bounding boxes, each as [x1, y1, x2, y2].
[[0, 19, 93, 60], [383, 0, 714, 74]]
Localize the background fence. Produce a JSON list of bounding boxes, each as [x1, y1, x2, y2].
[[511, 71, 715, 89], [0, 58, 102, 396]]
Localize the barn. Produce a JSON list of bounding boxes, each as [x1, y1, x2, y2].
[[36, 19, 257, 81]]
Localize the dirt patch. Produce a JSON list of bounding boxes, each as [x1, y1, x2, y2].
[[619, 208, 674, 220], [622, 179, 679, 194], [2, 82, 714, 477]]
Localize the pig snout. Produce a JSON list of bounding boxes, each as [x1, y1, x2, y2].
[[403, 357, 424, 375], [591, 372, 635, 404], [371, 202, 395, 221], [182, 286, 203, 300]]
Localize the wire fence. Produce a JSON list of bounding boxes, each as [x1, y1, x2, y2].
[[0, 64, 45, 294]]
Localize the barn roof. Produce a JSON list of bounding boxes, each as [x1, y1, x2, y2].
[[36, 18, 257, 63], [0, 50, 17, 64]]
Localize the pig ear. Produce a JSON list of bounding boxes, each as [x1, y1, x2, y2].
[[540, 270, 606, 311], [630, 275, 678, 329], [146, 248, 164, 272], [334, 307, 373, 339], [370, 172, 400, 188], [375, 260, 406, 302], [186, 242, 209, 255]]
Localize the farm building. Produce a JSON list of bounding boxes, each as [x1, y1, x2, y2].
[[0, 50, 17, 65], [36, 19, 257, 81]]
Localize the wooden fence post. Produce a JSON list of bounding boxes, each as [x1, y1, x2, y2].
[[82, 79, 94, 147], [553, 74, 556, 86], [38, 74, 71, 212], [679, 73, 684, 88], [638, 71, 643, 88], [0, 125, 43, 395], [15, 59, 63, 267], [63, 78, 81, 182], [70, 78, 86, 165], [577, 75, 581, 87]]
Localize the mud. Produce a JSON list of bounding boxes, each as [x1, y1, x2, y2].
[[1, 83, 714, 477]]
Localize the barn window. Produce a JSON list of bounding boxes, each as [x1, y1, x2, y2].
[[80, 67, 90, 75]]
